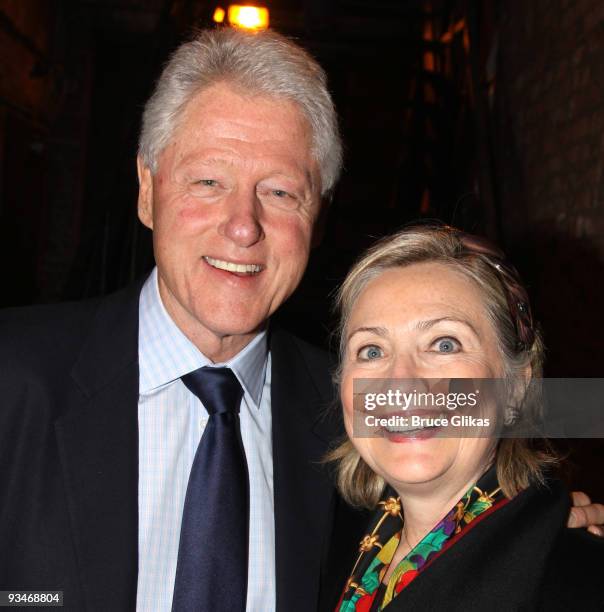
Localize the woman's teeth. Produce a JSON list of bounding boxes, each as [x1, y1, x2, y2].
[[385, 424, 430, 434]]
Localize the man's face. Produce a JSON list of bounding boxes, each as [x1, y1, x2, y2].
[[138, 82, 322, 361]]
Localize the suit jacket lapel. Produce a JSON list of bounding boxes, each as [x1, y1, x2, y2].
[[270, 328, 342, 611], [54, 280, 144, 611], [52, 294, 357, 611]]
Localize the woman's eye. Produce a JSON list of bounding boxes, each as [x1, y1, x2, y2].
[[431, 337, 461, 354], [358, 345, 383, 360]]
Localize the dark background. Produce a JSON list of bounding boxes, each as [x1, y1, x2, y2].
[[1, 0, 603, 497]]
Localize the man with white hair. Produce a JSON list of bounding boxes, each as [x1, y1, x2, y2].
[[0, 27, 601, 612], [0, 27, 349, 612]]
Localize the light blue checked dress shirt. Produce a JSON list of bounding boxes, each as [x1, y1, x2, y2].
[[136, 268, 276, 611]]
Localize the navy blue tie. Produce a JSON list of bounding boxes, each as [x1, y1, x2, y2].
[[172, 367, 248, 612]]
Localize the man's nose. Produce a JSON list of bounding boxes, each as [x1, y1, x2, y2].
[[219, 190, 264, 247]]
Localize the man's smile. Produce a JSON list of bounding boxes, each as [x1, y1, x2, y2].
[[202, 255, 264, 275]]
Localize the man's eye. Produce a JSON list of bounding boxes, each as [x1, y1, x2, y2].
[[358, 345, 383, 360], [195, 179, 218, 187], [259, 187, 299, 209], [431, 337, 461, 353]]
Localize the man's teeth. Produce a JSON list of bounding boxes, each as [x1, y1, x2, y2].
[[204, 256, 262, 274]]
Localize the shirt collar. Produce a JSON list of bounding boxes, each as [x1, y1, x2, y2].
[[138, 267, 267, 408]]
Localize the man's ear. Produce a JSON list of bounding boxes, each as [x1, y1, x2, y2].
[[137, 156, 154, 230], [311, 197, 330, 248]]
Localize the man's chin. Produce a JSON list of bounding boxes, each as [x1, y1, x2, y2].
[[212, 322, 266, 339], [192, 317, 267, 362], [204, 313, 268, 340]]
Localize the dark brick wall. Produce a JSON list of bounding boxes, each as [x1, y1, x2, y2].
[[501, 0, 604, 227], [498, 1, 604, 240], [496, 0, 604, 498], [497, 0, 604, 375]]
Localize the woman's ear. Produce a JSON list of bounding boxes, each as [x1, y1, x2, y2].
[[506, 362, 533, 424], [520, 362, 533, 401]]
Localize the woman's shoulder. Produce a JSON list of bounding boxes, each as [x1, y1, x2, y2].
[[533, 477, 604, 608], [542, 523, 604, 608], [558, 522, 604, 560]]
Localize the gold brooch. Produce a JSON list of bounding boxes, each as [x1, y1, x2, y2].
[[359, 534, 382, 552], [380, 497, 401, 516]]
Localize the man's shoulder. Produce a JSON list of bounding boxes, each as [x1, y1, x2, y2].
[[0, 279, 144, 375], [0, 297, 101, 330], [0, 299, 106, 427], [0, 299, 101, 366], [269, 326, 335, 402], [269, 326, 334, 365]]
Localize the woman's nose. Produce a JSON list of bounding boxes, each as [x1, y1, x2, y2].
[[388, 355, 421, 380]]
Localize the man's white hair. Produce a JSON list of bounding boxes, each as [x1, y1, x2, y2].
[[138, 27, 343, 196]]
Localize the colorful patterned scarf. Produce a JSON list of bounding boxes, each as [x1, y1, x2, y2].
[[336, 468, 505, 611]]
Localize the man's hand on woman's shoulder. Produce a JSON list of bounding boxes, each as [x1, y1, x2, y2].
[[568, 491, 604, 536]]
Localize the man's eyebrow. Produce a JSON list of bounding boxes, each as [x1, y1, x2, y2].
[[415, 316, 480, 336], [195, 156, 232, 166], [346, 326, 389, 343], [178, 154, 235, 169]]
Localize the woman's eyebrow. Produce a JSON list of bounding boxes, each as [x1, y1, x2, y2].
[[346, 326, 388, 343], [415, 316, 480, 337]]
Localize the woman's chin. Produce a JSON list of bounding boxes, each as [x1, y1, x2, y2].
[[371, 443, 455, 488], [384, 467, 451, 489]]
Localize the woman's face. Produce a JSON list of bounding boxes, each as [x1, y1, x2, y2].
[[340, 261, 503, 498]]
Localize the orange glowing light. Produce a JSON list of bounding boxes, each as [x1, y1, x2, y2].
[[441, 19, 466, 44], [420, 188, 431, 214], [213, 7, 226, 23], [423, 18, 435, 72], [227, 5, 269, 30]]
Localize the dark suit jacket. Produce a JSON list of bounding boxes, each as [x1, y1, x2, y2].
[[0, 279, 368, 611], [351, 478, 604, 611]]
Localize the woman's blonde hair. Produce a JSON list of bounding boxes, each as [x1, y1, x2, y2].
[[328, 224, 557, 508]]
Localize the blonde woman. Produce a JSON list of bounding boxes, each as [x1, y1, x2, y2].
[[330, 225, 603, 611]]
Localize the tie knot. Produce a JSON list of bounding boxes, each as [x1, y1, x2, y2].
[[181, 367, 244, 416]]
